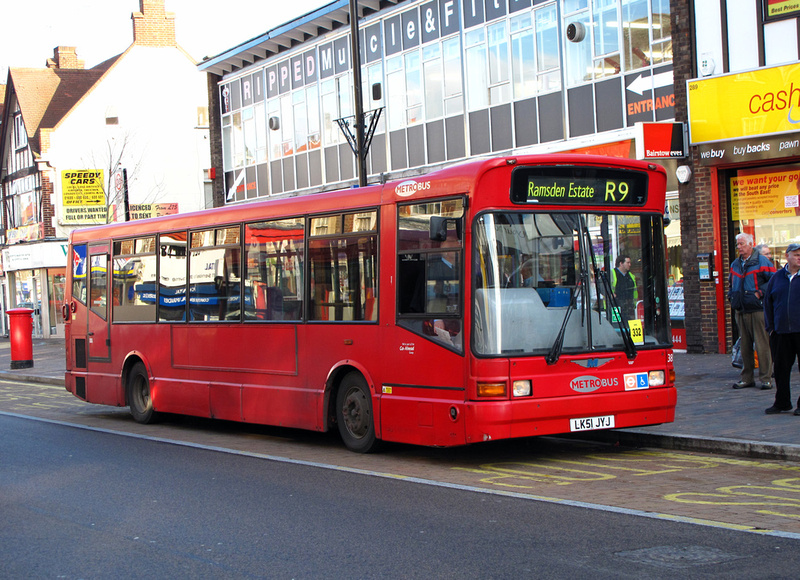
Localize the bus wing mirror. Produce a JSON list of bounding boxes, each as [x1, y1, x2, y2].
[[429, 216, 448, 241], [429, 217, 463, 242]]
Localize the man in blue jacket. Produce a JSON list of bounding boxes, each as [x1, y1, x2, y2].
[[763, 242, 800, 414], [729, 232, 775, 390]]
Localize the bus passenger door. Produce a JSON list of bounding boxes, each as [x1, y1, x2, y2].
[[86, 244, 111, 361]]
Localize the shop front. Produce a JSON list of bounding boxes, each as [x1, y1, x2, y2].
[[1, 241, 69, 338], [688, 62, 800, 351]]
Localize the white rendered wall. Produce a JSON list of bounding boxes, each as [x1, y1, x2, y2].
[[725, 0, 760, 72], [47, 45, 209, 238], [693, 0, 724, 76], [764, 19, 799, 66]]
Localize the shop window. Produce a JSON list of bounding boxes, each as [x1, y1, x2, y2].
[[511, 13, 536, 100], [386, 56, 406, 130], [622, 0, 651, 71], [465, 28, 488, 111], [564, 12, 593, 85], [423, 44, 444, 120], [487, 21, 511, 105], [443, 36, 463, 115], [535, 5, 561, 92], [730, 164, 800, 271]]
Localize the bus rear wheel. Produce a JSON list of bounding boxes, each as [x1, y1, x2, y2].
[[127, 362, 158, 424], [336, 372, 379, 453]]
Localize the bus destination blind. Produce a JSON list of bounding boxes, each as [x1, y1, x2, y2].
[[510, 167, 648, 206]]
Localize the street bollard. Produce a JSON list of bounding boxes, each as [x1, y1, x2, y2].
[[7, 307, 34, 369]]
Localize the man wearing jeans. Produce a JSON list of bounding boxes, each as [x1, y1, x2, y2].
[[729, 232, 775, 390]]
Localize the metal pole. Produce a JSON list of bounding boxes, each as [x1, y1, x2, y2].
[[122, 168, 131, 222], [349, 0, 366, 187]]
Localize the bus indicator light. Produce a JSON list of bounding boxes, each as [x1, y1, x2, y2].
[[477, 382, 507, 397]]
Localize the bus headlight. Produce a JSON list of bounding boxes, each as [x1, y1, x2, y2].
[[477, 382, 507, 397], [513, 380, 532, 397], [649, 370, 666, 386]]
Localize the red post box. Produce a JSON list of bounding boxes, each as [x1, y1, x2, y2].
[[7, 307, 34, 369]]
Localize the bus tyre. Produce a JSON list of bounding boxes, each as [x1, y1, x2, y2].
[[336, 372, 379, 453], [127, 362, 158, 424]]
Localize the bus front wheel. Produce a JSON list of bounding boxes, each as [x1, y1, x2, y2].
[[336, 372, 379, 453], [127, 362, 158, 424]]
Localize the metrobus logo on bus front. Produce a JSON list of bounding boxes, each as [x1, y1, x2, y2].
[[395, 180, 431, 197]]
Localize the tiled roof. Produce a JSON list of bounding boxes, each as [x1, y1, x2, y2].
[[9, 56, 119, 154]]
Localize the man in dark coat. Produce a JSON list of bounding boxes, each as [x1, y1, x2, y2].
[[763, 242, 800, 414]]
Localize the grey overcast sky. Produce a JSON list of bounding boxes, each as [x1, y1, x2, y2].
[[1, 0, 328, 78]]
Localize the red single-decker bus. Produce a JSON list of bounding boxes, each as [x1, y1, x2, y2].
[[64, 155, 676, 452]]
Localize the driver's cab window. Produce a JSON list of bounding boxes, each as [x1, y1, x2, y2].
[[397, 198, 464, 352]]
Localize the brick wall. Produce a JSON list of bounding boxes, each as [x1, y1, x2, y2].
[[132, 0, 176, 47], [671, 0, 728, 353], [207, 73, 225, 208], [40, 173, 56, 239], [46, 47, 84, 70]]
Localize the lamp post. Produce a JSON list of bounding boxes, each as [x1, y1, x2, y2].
[[349, 0, 366, 187]]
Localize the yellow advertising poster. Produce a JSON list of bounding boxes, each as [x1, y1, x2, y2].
[[687, 62, 800, 143], [61, 170, 107, 223], [730, 167, 800, 220], [766, 0, 800, 19]]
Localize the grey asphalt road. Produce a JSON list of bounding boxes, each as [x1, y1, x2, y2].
[[2, 414, 799, 579]]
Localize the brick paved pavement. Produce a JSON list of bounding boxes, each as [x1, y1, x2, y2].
[[2, 337, 799, 460]]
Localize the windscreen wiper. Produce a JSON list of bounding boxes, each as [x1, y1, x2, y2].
[[579, 215, 637, 360], [546, 274, 584, 365], [595, 267, 637, 360]]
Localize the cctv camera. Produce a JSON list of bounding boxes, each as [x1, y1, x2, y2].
[[566, 22, 586, 43]]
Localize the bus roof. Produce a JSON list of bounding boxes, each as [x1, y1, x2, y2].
[[68, 154, 666, 243]]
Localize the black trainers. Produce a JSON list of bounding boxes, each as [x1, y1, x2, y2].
[[732, 382, 755, 389], [794, 408, 800, 416], [765, 404, 793, 414], [760, 382, 773, 390]]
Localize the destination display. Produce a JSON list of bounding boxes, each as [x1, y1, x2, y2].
[[510, 167, 648, 206]]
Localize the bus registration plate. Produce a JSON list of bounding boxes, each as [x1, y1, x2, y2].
[[570, 415, 615, 432]]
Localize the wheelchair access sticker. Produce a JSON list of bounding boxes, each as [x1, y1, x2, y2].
[[623, 372, 649, 391]]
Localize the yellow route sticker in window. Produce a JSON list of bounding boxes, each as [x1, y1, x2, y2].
[[628, 319, 644, 345]]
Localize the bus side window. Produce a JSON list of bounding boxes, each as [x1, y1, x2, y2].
[[112, 237, 157, 322], [158, 231, 188, 322], [308, 211, 378, 322], [244, 218, 305, 321], [188, 227, 241, 322]]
